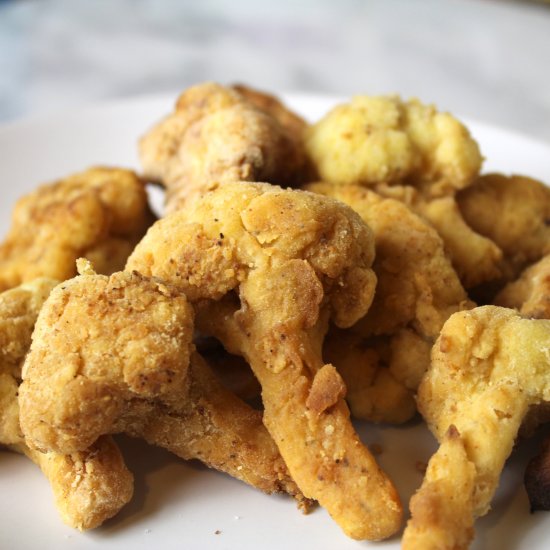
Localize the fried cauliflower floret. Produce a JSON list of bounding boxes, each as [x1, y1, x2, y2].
[[0, 167, 155, 292], [139, 82, 310, 213], [414, 194, 503, 289], [402, 425, 476, 550], [495, 254, 550, 319], [457, 173, 550, 279], [370, 182, 503, 289], [309, 183, 470, 336], [323, 330, 417, 424], [127, 350, 306, 502], [231, 83, 308, 138], [20, 266, 195, 454], [304, 95, 482, 196], [127, 182, 403, 541], [19, 264, 302, 499], [307, 182, 471, 422], [0, 278, 133, 530], [403, 306, 550, 549], [0, 278, 58, 379]]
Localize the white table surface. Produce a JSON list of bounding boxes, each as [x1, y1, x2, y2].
[[0, 0, 549, 144]]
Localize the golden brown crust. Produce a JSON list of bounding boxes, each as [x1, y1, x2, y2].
[[19, 267, 303, 500], [323, 330, 417, 424], [0, 280, 133, 530], [125, 352, 304, 500], [20, 269, 195, 454], [307, 182, 471, 422], [139, 82, 310, 213], [414, 195, 503, 288], [371, 183, 503, 289], [402, 426, 476, 550], [308, 183, 470, 336], [0, 278, 58, 380], [0, 167, 155, 292], [23, 436, 134, 531], [495, 254, 550, 319], [231, 83, 308, 138], [458, 174, 550, 279], [403, 306, 550, 548], [127, 182, 403, 541]]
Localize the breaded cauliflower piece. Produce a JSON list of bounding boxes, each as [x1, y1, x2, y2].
[[323, 330, 417, 424], [0, 278, 133, 530], [402, 426, 475, 550], [231, 83, 308, 138], [495, 254, 550, 319], [307, 182, 471, 422], [0, 167, 155, 292], [414, 194, 503, 289], [304, 95, 482, 196], [0, 278, 57, 379], [19, 265, 303, 500], [369, 182, 503, 289], [494, 255, 550, 511], [403, 306, 550, 549], [457, 173, 550, 280], [20, 266, 194, 453], [139, 82, 310, 213], [303, 96, 499, 289], [127, 182, 403, 541]]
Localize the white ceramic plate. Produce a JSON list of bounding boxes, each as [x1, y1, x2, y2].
[[1, 94, 549, 550]]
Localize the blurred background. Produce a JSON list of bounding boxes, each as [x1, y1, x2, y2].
[[1, 0, 549, 141]]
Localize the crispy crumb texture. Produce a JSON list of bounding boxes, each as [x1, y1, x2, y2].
[[139, 82, 310, 212], [127, 181, 403, 541], [403, 306, 550, 549], [0, 167, 155, 291], [0, 279, 133, 530]]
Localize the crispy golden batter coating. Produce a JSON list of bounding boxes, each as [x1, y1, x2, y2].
[[373, 184, 503, 289], [308, 183, 469, 336], [0, 279, 133, 530], [307, 182, 471, 422], [231, 84, 308, 138], [0, 278, 58, 379], [304, 95, 482, 197], [19, 266, 301, 499], [323, 330, 416, 423], [0, 167, 155, 292], [126, 182, 403, 541], [20, 267, 194, 454], [402, 426, 475, 550], [403, 306, 550, 549], [302, 97, 511, 290], [414, 195, 503, 289], [495, 254, 550, 319], [139, 82, 310, 213], [495, 254, 550, 509], [1, 280, 59, 444], [124, 351, 305, 502], [24, 436, 134, 531], [458, 174, 550, 279]]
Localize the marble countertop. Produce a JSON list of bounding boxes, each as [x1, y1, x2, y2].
[[1, 0, 550, 143]]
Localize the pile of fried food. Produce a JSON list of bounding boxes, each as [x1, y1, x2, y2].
[[1, 82, 549, 548]]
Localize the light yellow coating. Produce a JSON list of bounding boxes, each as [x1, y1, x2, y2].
[[305, 95, 482, 196], [403, 306, 550, 549]]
